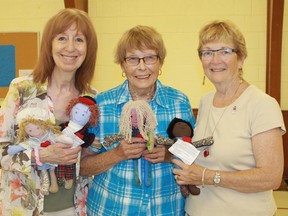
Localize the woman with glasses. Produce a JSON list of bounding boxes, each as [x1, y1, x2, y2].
[[172, 20, 286, 216], [80, 25, 195, 216]]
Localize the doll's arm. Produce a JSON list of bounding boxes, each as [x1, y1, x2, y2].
[[191, 136, 214, 148], [155, 134, 175, 145], [7, 145, 26, 156], [156, 134, 214, 149], [103, 134, 124, 148], [1, 144, 33, 173], [81, 132, 95, 148]]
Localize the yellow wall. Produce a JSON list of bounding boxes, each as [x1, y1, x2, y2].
[[0, 0, 287, 109], [282, 1, 288, 110]]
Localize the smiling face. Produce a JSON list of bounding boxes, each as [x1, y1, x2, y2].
[[121, 49, 162, 93], [52, 23, 87, 74], [24, 123, 45, 139], [70, 103, 91, 126], [201, 41, 244, 86]]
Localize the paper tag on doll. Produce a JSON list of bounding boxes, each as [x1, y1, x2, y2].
[[168, 139, 200, 165], [57, 129, 84, 148]]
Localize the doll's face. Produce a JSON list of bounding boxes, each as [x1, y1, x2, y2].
[[172, 121, 192, 138], [70, 103, 91, 126], [131, 109, 138, 128], [24, 123, 45, 139], [130, 108, 147, 128]]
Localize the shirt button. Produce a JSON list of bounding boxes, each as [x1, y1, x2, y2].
[[145, 194, 149, 197]]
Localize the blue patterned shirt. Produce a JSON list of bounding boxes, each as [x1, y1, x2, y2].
[[88, 80, 195, 216]]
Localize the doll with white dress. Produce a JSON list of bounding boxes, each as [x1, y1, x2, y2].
[[7, 107, 72, 195]]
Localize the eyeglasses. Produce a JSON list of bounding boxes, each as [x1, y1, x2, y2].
[[199, 48, 237, 61], [124, 55, 159, 66]]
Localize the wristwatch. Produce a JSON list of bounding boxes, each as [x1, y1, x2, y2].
[[213, 171, 221, 186]]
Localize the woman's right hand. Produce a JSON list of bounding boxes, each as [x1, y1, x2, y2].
[[115, 137, 147, 161], [40, 143, 81, 165]]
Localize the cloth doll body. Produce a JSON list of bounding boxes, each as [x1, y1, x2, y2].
[[7, 107, 67, 195], [130, 108, 149, 186], [167, 117, 201, 196], [119, 100, 157, 187], [57, 96, 99, 189]]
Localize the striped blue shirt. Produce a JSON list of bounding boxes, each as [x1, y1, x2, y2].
[[88, 80, 195, 216]]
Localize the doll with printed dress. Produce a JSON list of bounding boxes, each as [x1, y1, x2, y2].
[[8, 96, 99, 194]]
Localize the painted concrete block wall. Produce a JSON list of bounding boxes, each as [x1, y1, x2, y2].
[[0, 0, 287, 109], [89, 0, 269, 108], [282, 2, 288, 110]]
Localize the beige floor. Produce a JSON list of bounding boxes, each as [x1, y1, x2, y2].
[[274, 191, 288, 216]]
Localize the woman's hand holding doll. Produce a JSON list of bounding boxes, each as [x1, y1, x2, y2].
[[8, 107, 81, 194], [39, 143, 81, 165], [142, 144, 171, 163], [119, 100, 157, 187], [117, 137, 147, 160]]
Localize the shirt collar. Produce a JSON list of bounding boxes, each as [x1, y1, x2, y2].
[[35, 80, 48, 97], [116, 80, 168, 108]]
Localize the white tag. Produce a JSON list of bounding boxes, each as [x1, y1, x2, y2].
[[59, 127, 84, 148], [168, 139, 200, 165]]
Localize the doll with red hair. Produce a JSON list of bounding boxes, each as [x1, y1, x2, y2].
[[55, 96, 99, 191]]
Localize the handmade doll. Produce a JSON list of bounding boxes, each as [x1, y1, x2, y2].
[[7, 107, 69, 195], [57, 95, 99, 190], [103, 100, 157, 186], [119, 100, 157, 186], [167, 117, 200, 196], [167, 117, 214, 196]]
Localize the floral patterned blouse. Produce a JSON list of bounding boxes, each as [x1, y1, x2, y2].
[[0, 75, 92, 216]]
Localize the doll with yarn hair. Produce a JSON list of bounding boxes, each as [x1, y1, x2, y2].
[[102, 100, 157, 186], [167, 117, 214, 196], [62, 95, 99, 148], [119, 100, 157, 186], [7, 107, 71, 195], [56, 95, 99, 190], [166, 117, 200, 196]]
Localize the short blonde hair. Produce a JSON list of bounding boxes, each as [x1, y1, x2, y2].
[[198, 20, 247, 60], [114, 25, 166, 65]]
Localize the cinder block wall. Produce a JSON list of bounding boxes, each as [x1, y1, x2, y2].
[[0, 0, 287, 110]]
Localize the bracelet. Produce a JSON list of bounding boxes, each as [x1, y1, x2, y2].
[[34, 148, 43, 166], [201, 167, 207, 188]]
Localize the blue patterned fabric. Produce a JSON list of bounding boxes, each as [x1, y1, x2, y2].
[[88, 80, 195, 216]]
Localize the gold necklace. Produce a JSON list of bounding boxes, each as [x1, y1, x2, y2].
[[203, 80, 243, 157]]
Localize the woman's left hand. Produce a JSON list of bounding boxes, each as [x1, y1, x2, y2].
[[142, 144, 172, 163], [172, 159, 204, 186]]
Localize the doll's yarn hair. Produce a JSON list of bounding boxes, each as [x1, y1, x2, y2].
[[16, 117, 61, 143], [66, 96, 99, 126], [119, 100, 157, 142]]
